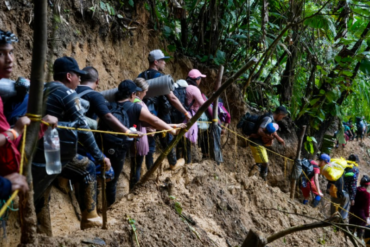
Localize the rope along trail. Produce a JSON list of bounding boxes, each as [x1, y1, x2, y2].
[[0, 118, 365, 226], [219, 124, 368, 225]]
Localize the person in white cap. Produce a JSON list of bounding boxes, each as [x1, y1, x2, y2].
[[138, 49, 189, 170]]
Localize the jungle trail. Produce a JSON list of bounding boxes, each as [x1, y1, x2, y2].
[[1, 0, 370, 247]]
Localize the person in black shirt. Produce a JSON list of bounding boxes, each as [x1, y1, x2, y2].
[[103, 80, 182, 204], [33, 57, 111, 231]]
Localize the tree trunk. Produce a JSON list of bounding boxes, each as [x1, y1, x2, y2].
[[19, 0, 48, 245], [279, 0, 304, 104]]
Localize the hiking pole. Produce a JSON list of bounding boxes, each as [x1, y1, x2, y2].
[[102, 161, 108, 229], [290, 125, 307, 199]]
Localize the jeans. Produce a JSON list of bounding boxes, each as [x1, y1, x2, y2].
[[130, 155, 146, 189], [105, 149, 127, 206], [157, 113, 177, 166], [146, 136, 156, 170], [177, 137, 191, 164], [199, 130, 210, 157]]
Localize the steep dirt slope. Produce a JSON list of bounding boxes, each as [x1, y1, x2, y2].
[[4, 142, 352, 247]]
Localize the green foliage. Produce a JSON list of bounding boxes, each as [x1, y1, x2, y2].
[[304, 136, 317, 154], [144, 0, 370, 142]]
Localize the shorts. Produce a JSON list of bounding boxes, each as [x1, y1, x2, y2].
[[250, 145, 269, 163], [300, 177, 319, 198]]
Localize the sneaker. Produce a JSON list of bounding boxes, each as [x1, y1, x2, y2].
[[170, 158, 185, 170]]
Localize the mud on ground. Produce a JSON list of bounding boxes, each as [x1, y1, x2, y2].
[[3, 135, 355, 247]]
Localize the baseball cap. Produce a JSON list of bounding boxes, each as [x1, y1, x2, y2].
[[148, 49, 170, 62], [188, 69, 206, 79], [53, 57, 87, 76], [360, 175, 370, 186], [266, 123, 276, 134], [118, 80, 143, 94], [319, 153, 331, 163]]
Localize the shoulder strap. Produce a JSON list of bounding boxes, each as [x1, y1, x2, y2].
[[77, 88, 95, 98]]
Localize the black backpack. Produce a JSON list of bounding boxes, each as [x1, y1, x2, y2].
[[301, 159, 317, 179], [99, 101, 134, 150], [171, 86, 194, 123], [237, 112, 273, 136]]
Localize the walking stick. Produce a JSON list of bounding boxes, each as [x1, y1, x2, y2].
[[102, 160, 108, 229], [290, 125, 307, 199]]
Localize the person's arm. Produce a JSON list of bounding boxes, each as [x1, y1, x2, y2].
[[0, 116, 31, 147], [139, 107, 178, 135], [103, 113, 129, 133], [314, 173, 323, 196], [273, 132, 285, 145], [64, 93, 105, 164], [166, 91, 191, 120], [257, 127, 272, 139], [0, 173, 29, 199]]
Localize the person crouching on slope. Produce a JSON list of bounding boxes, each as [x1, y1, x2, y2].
[[249, 107, 287, 180]]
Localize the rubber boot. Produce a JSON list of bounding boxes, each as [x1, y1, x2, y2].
[[260, 165, 268, 181], [80, 180, 102, 230], [36, 187, 53, 236], [170, 158, 185, 170]]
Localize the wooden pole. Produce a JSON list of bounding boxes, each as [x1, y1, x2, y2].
[[212, 65, 224, 122], [138, 58, 258, 185], [19, 0, 48, 244], [290, 125, 307, 199]]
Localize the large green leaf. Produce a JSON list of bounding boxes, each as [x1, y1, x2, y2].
[[360, 58, 370, 75]]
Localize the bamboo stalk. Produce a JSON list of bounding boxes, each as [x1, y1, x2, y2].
[[20, 0, 48, 244], [138, 58, 257, 185]]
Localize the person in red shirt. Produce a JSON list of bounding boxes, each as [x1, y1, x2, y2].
[[0, 30, 57, 198], [300, 160, 323, 207], [349, 175, 370, 240]]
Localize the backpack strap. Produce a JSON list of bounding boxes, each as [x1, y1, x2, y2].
[[77, 88, 95, 98]]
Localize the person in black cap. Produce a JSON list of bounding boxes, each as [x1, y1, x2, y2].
[[33, 56, 111, 231], [101, 79, 184, 202]]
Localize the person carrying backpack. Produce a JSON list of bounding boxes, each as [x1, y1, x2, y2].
[[138, 49, 189, 170], [349, 175, 370, 241], [175, 69, 207, 163], [319, 154, 350, 219], [344, 154, 360, 207], [246, 106, 287, 180], [356, 117, 365, 141], [299, 159, 323, 207], [101, 80, 184, 198], [130, 78, 186, 188]]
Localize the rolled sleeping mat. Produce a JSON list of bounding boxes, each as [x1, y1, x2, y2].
[[0, 78, 17, 102], [100, 75, 175, 102], [100, 88, 118, 102], [145, 74, 174, 98]]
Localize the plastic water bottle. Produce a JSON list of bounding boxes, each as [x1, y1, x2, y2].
[[127, 125, 137, 141], [44, 127, 62, 175]]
